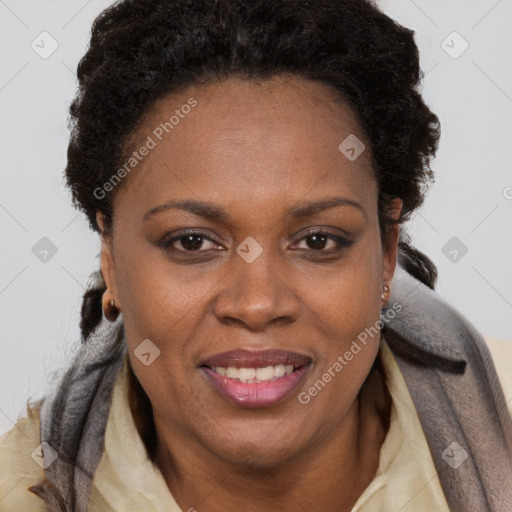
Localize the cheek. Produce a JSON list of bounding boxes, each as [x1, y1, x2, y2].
[[320, 237, 383, 333], [119, 260, 214, 426], [115, 245, 216, 341], [305, 238, 383, 403], [113, 249, 221, 413]]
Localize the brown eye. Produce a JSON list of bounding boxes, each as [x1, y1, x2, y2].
[[161, 231, 221, 252], [179, 234, 206, 251], [304, 233, 329, 250], [295, 231, 353, 252]]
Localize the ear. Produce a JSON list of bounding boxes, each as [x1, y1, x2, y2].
[[96, 212, 122, 308], [382, 198, 403, 289]]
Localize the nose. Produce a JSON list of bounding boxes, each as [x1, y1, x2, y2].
[[212, 247, 301, 331]]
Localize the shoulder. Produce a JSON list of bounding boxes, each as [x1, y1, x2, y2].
[[483, 335, 512, 417], [0, 400, 49, 511]]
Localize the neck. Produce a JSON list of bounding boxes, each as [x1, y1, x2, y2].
[[149, 355, 391, 512]]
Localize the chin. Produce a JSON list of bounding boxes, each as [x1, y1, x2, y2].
[[220, 443, 295, 470], [202, 422, 310, 470]]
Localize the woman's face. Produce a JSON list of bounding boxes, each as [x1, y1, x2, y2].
[[99, 74, 400, 468]]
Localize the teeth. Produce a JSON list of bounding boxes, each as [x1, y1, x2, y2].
[[274, 364, 286, 378], [213, 364, 299, 383], [226, 366, 238, 379], [255, 366, 274, 380], [238, 368, 256, 381]]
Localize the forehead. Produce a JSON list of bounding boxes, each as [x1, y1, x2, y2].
[[114, 74, 377, 219]]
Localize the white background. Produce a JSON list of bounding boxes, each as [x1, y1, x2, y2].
[[1, 0, 511, 436]]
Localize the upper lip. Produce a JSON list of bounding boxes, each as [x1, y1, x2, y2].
[[201, 349, 312, 369]]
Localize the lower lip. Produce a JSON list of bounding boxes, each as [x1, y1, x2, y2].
[[202, 366, 308, 408]]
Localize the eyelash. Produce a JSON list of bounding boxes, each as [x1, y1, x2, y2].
[[159, 229, 354, 255]]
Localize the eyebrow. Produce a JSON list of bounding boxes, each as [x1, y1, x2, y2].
[[287, 196, 365, 220], [142, 196, 365, 222]]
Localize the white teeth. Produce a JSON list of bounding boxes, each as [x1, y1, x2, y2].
[[238, 368, 256, 381], [255, 366, 275, 381], [274, 364, 286, 378], [212, 364, 300, 383], [226, 366, 238, 379]]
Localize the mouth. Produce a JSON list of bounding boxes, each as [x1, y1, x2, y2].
[[200, 349, 311, 408]]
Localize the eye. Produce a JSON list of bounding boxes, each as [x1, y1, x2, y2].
[[161, 231, 222, 252], [293, 231, 353, 252]]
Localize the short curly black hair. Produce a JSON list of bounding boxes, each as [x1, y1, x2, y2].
[[65, 0, 440, 340]]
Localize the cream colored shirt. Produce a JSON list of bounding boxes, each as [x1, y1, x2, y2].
[[1, 335, 511, 511]]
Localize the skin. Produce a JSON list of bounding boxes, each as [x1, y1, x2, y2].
[[97, 74, 403, 511]]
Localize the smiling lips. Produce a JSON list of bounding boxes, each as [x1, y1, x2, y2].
[[200, 349, 311, 408]]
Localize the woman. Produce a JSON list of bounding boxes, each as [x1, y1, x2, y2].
[[1, 0, 511, 511]]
